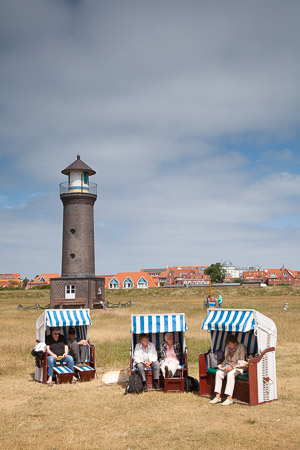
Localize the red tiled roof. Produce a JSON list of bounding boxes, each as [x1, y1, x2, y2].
[[0, 273, 21, 281], [25, 273, 60, 290], [105, 271, 157, 289]]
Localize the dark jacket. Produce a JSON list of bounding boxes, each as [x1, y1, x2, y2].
[[158, 342, 182, 362]]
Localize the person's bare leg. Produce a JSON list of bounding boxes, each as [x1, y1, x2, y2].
[[47, 376, 53, 386]]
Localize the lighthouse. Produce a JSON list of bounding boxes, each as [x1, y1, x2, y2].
[[50, 155, 105, 309]]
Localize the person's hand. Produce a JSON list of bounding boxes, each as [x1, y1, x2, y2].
[[225, 365, 233, 372], [63, 352, 68, 358]]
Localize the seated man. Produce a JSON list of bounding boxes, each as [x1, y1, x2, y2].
[[159, 332, 182, 378], [67, 327, 89, 366], [133, 334, 160, 391], [45, 327, 75, 386]]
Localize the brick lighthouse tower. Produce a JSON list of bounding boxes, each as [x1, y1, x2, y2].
[[50, 155, 105, 309]]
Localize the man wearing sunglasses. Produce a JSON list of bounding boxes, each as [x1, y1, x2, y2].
[[45, 327, 75, 386]]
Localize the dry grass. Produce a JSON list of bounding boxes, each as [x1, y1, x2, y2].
[[0, 288, 299, 449]]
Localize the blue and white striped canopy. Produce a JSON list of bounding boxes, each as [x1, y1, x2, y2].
[[44, 309, 92, 328], [131, 314, 186, 334], [201, 309, 255, 333]]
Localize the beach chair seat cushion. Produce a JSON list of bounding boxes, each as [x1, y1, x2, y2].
[[207, 367, 249, 381]]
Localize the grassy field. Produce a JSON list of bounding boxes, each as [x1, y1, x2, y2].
[[0, 287, 299, 449]]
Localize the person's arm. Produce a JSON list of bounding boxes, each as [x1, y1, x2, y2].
[[133, 344, 143, 364], [238, 344, 247, 362], [158, 343, 164, 361], [149, 343, 158, 362], [77, 339, 89, 345], [46, 344, 58, 360], [223, 346, 233, 371], [63, 344, 69, 358], [175, 343, 182, 361]]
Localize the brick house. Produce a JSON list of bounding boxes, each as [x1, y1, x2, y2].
[[164, 266, 209, 287], [266, 268, 300, 286], [242, 269, 269, 284]]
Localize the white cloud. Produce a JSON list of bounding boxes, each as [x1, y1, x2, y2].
[[262, 149, 296, 162], [1, 1, 300, 277]]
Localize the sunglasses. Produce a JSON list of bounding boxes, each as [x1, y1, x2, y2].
[[53, 333, 60, 335]]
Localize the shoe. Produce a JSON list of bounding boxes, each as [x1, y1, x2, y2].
[[143, 382, 148, 392], [164, 366, 169, 378], [168, 369, 173, 378], [210, 397, 221, 404], [153, 382, 161, 390], [222, 399, 233, 406]]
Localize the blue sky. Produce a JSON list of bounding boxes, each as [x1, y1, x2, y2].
[[1, 0, 300, 279]]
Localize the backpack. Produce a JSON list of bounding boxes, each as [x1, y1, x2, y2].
[[184, 376, 200, 393], [209, 349, 224, 368], [124, 373, 143, 395], [31, 342, 46, 369]]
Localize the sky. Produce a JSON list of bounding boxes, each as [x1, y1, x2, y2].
[[1, 0, 300, 280]]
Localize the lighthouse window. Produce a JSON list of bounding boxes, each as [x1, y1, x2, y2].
[[70, 253, 76, 259], [70, 229, 76, 235], [83, 172, 89, 184]]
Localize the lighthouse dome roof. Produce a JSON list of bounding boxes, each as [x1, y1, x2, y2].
[[62, 155, 96, 175]]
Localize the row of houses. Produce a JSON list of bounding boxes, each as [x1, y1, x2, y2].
[[102, 266, 210, 289], [3, 263, 300, 290], [0, 273, 22, 288], [104, 265, 300, 289], [242, 268, 300, 286]]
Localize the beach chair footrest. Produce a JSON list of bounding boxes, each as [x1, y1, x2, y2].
[[53, 366, 74, 384], [74, 365, 95, 382], [164, 377, 184, 393]]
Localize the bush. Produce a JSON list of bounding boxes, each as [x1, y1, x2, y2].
[[28, 284, 50, 290]]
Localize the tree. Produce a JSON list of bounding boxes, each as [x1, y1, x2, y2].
[[22, 277, 29, 288], [232, 277, 242, 284], [204, 263, 226, 283]]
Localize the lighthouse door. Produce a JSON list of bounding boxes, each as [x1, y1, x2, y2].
[[65, 284, 76, 299]]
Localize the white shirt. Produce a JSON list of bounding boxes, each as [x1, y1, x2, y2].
[[133, 342, 158, 365]]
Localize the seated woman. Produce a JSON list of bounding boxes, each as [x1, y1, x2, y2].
[[210, 334, 247, 406], [159, 332, 182, 378], [45, 327, 76, 386]]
